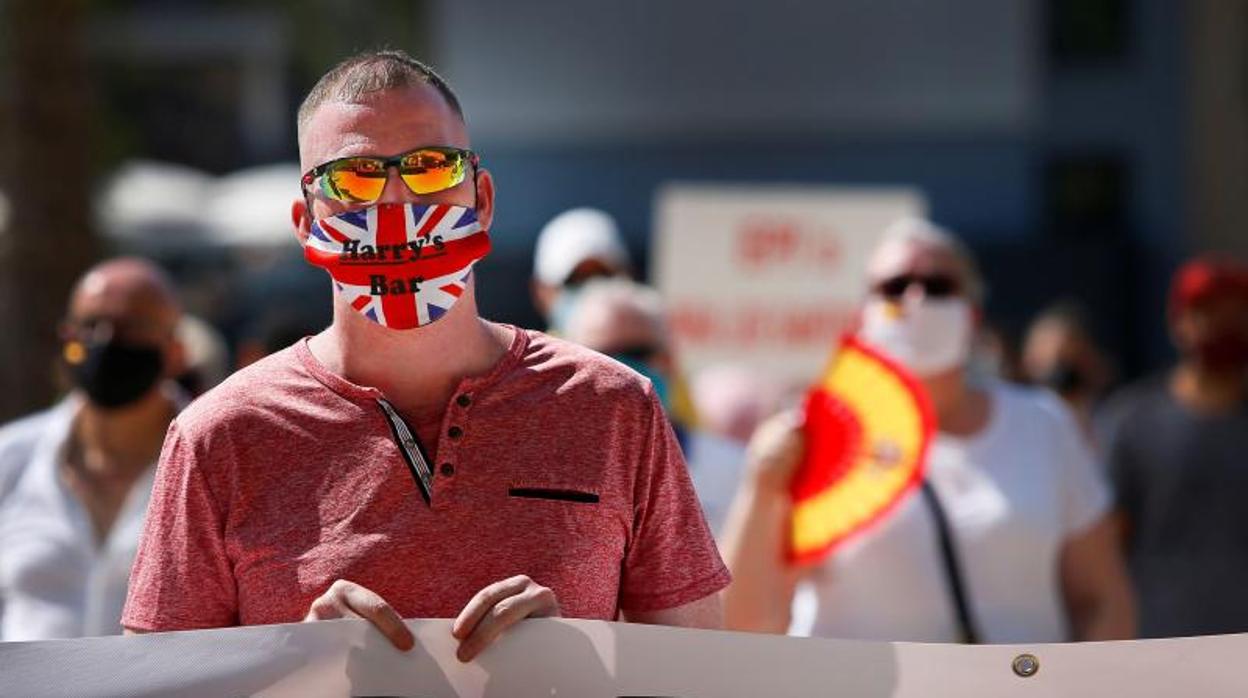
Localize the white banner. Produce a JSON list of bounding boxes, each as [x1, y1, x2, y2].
[[652, 184, 925, 392], [2, 619, 1246, 697]]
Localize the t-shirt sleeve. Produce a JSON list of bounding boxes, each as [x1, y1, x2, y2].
[[1044, 397, 1112, 538], [1094, 392, 1140, 517], [618, 383, 731, 613], [122, 420, 238, 631]]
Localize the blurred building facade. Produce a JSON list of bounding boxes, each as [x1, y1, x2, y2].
[[1, 0, 1245, 419]]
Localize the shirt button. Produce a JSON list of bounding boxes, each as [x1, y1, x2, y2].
[[456, 394, 472, 407], [448, 425, 464, 440], [440, 462, 455, 477]]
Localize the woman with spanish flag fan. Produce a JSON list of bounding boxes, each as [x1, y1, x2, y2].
[[721, 218, 1135, 644]]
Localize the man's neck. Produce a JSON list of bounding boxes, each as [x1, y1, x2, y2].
[[64, 388, 174, 545], [309, 284, 513, 421], [1170, 361, 1247, 414], [922, 368, 990, 437], [73, 389, 175, 479]]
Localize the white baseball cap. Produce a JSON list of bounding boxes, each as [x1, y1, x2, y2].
[[533, 207, 631, 286]]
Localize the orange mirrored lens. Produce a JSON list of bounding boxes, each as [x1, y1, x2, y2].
[[325, 158, 387, 203], [318, 149, 470, 203], [399, 149, 466, 194]]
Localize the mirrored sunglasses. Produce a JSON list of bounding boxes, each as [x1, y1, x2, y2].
[[301, 146, 478, 204]]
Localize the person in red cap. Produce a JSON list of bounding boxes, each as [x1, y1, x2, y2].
[[1098, 255, 1248, 637]]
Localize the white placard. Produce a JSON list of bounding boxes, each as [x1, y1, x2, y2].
[[652, 183, 926, 391], [2, 618, 1247, 697]]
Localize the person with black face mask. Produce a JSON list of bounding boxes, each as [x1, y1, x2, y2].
[[0, 257, 185, 640], [1022, 302, 1115, 446], [1099, 256, 1248, 638]]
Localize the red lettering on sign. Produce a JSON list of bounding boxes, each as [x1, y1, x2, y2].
[[736, 217, 845, 272], [814, 232, 843, 267], [669, 305, 716, 344], [737, 216, 801, 269], [668, 302, 855, 349]]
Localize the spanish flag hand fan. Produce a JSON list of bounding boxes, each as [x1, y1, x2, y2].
[[788, 335, 935, 565]]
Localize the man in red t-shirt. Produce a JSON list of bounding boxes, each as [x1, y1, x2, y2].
[[121, 50, 729, 661]]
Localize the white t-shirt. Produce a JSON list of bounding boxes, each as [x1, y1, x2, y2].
[[788, 381, 1110, 643], [683, 430, 747, 537], [0, 397, 160, 641]]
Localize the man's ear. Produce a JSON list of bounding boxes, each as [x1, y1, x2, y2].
[[163, 334, 188, 381], [474, 168, 496, 232], [291, 198, 312, 247]]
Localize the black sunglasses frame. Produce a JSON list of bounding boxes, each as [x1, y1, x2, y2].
[[874, 274, 962, 300]]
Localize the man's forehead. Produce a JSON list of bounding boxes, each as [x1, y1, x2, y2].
[[868, 239, 960, 279], [299, 86, 468, 170], [70, 273, 175, 324]]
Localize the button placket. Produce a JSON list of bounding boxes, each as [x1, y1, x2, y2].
[[433, 392, 472, 503], [376, 397, 433, 506]]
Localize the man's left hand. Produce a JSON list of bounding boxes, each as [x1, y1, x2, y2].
[[451, 574, 560, 662]]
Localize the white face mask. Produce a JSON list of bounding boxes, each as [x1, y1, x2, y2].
[[858, 297, 974, 377], [546, 286, 583, 335]]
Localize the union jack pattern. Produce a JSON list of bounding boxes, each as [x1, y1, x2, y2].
[[304, 203, 491, 329]]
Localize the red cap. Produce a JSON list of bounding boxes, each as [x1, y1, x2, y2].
[[1169, 257, 1248, 314]]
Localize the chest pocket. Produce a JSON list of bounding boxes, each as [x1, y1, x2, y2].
[[509, 487, 599, 504], [504, 481, 624, 555]]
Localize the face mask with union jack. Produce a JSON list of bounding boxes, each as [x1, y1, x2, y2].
[[303, 203, 492, 330]]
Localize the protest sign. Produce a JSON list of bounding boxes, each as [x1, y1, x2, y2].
[[652, 184, 925, 391]]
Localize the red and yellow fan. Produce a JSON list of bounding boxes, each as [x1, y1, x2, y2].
[[788, 335, 935, 565]]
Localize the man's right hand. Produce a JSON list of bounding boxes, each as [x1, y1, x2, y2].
[[304, 579, 415, 651], [745, 410, 806, 493], [719, 410, 806, 633]]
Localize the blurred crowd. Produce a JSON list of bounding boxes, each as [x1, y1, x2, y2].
[[3, 199, 1248, 645]]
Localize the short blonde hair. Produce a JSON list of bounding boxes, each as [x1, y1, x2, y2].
[[297, 50, 463, 144]]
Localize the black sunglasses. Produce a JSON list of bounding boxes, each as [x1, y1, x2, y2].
[[874, 274, 961, 300]]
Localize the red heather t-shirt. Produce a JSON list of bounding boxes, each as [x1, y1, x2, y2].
[[121, 327, 729, 631]]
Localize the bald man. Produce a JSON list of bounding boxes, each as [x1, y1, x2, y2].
[[0, 257, 186, 640]]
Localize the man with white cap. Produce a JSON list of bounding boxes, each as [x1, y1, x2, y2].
[[531, 207, 632, 332]]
